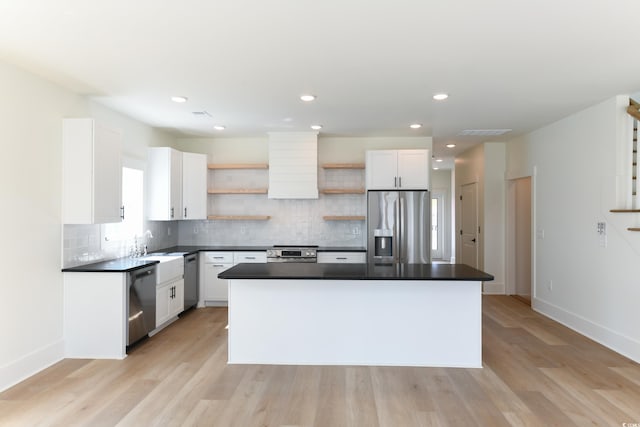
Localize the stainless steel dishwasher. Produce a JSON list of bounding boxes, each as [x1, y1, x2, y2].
[[183, 253, 198, 310], [128, 265, 157, 346]]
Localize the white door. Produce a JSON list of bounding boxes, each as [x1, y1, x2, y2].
[[431, 193, 444, 260], [460, 182, 478, 268], [515, 177, 532, 302]]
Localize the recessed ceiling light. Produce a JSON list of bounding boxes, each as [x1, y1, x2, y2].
[[300, 94, 316, 102], [435, 159, 444, 163], [410, 123, 422, 129], [446, 144, 456, 148], [214, 125, 225, 130], [171, 96, 188, 103], [458, 129, 512, 136], [433, 93, 448, 101], [310, 124, 322, 130], [433, 167, 440, 170]]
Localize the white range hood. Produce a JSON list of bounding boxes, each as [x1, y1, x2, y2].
[[268, 132, 319, 199]]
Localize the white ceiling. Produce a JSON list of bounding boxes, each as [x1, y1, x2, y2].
[[1, 0, 640, 161]]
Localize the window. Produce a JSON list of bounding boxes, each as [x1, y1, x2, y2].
[[102, 165, 144, 250]]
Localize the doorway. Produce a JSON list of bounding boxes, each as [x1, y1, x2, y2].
[[507, 176, 532, 305], [431, 192, 444, 260], [460, 182, 478, 268]]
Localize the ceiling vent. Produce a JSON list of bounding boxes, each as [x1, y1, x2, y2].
[[192, 111, 212, 117], [457, 129, 512, 136]]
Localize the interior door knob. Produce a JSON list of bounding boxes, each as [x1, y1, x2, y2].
[[471, 238, 476, 243]]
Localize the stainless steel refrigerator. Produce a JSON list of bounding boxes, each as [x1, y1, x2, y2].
[[367, 190, 431, 264]]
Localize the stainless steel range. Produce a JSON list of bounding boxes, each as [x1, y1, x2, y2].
[[266, 245, 318, 263]]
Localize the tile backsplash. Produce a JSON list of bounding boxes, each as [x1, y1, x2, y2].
[[63, 167, 367, 267], [62, 221, 178, 268]]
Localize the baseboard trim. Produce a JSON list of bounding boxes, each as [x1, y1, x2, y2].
[[533, 297, 640, 363], [0, 339, 64, 392], [483, 281, 505, 295]]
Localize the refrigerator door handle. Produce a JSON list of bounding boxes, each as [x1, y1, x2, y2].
[[399, 194, 406, 262], [395, 195, 400, 262]]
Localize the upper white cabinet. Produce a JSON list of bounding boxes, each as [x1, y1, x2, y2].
[[147, 147, 182, 220], [268, 132, 318, 199], [63, 118, 122, 224], [366, 149, 430, 190], [181, 152, 207, 220]]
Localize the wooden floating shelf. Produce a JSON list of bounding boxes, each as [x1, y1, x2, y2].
[[322, 215, 366, 221], [208, 163, 269, 170], [207, 215, 271, 220], [627, 228, 640, 231], [321, 163, 365, 169], [320, 188, 366, 194], [610, 209, 640, 213], [208, 188, 268, 194]]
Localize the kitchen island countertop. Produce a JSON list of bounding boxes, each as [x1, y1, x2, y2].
[[219, 262, 494, 281]]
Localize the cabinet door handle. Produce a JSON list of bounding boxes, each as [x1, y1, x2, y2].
[[184, 207, 187, 218], [398, 176, 402, 187], [245, 257, 256, 260], [336, 257, 347, 260], [213, 256, 224, 259], [213, 264, 225, 267], [394, 176, 397, 187], [120, 206, 125, 220], [171, 207, 174, 218]]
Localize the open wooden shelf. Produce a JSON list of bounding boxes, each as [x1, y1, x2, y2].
[[320, 188, 366, 194], [610, 209, 640, 213], [627, 227, 640, 231], [321, 163, 365, 169], [207, 215, 271, 220], [208, 163, 269, 170], [208, 188, 268, 194], [322, 215, 366, 221]]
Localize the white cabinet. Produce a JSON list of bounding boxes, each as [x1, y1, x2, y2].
[[200, 251, 266, 305], [181, 152, 207, 220], [147, 147, 182, 220], [156, 278, 184, 327], [317, 252, 367, 263], [62, 118, 122, 224], [201, 252, 233, 304], [233, 252, 267, 263], [366, 149, 430, 190]]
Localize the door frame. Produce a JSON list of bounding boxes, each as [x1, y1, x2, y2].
[[505, 167, 537, 301], [431, 189, 446, 260]]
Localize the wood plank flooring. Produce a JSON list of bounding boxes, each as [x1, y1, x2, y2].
[[1, 296, 639, 426]]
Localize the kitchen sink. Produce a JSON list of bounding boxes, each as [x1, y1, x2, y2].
[[140, 255, 184, 284]]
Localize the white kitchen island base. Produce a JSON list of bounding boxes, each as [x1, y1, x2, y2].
[[228, 278, 482, 368]]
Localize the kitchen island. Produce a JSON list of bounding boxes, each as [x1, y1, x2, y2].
[[219, 263, 494, 368]]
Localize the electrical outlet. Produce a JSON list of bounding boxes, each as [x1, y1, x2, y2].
[[548, 279, 553, 291], [536, 229, 545, 239]]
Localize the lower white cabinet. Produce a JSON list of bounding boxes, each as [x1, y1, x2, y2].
[[200, 251, 266, 305], [317, 252, 367, 263], [156, 278, 184, 327]]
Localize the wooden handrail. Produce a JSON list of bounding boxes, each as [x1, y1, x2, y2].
[[627, 98, 640, 121]]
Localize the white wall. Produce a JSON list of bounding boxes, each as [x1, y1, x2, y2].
[[0, 60, 84, 391], [506, 95, 640, 362], [0, 59, 176, 391]]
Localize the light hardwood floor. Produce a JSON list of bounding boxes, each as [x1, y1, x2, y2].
[[1, 296, 639, 426]]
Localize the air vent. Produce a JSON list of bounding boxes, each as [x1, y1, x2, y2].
[[457, 129, 512, 136], [192, 111, 212, 117]]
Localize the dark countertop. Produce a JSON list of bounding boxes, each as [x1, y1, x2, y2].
[[62, 258, 159, 273], [62, 245, 367, 272], [219, 262, 494, 282], [178, 246, 366, 253]]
